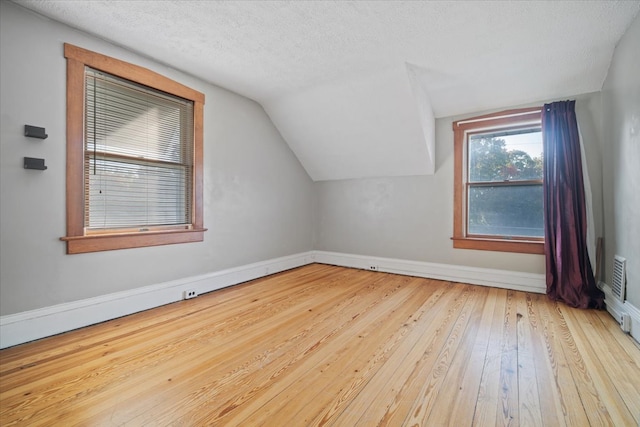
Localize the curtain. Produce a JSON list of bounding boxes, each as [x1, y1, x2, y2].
[[542, 100, 604, 309]]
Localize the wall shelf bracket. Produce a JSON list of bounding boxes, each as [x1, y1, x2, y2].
[[24, 125, 48, 139], [24, 157, 47, 170]]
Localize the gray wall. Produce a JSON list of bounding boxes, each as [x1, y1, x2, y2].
[[601, 14, 640, 308], [315, 92, 604, 275], [0, 2, 314, 316]]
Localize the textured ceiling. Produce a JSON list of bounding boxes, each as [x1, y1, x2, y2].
[[13, 0, 640, 180]]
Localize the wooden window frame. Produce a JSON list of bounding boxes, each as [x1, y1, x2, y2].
[[452, 107, 544, 254], [61, 44, 206, 254]]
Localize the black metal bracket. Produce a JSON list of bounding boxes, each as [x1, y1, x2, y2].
[[24, 125, 48, 139], [24, 157, 47, 170]]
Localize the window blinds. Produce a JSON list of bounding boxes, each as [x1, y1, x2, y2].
[[84, 67, 194, 230]]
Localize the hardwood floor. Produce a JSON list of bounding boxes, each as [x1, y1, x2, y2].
[[1, 264, 639, 426]]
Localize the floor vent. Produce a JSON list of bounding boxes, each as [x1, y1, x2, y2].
[[611, 255, 627, 301]]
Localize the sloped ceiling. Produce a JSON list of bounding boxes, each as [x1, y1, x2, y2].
[[13, 0, 640, 181]]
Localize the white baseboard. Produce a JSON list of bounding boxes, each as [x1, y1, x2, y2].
[[0, 252, 314, 349], [0, 250, 552, 349], [5, 249, 631, 350], [313, 251, 546, 294], [624, 298, 640, 343], [599, 281, 626, 325], [599, 281, 640, 343]]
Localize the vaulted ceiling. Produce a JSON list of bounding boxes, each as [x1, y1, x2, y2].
[[14, 0, 640, 181]]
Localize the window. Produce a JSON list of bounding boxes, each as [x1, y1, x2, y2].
[[62, 44, 206, 254], [452, 107, 544, 254]]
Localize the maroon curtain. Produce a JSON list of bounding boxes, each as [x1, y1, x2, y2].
[[542, 100, 604, 309]]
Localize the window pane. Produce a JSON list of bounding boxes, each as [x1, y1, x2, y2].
[[86, 68, 193, 164], [468, 184, 543, 238], [469, 129, 543, 182], [87, 158, 190, 229]]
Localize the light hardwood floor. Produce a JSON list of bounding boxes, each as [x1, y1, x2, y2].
[[1, 264, 639, 426]]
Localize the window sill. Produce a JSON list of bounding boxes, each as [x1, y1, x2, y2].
[[452, 237, 544, 254], [61, 228, 207, 254]]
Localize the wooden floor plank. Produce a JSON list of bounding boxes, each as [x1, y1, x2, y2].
[[562, 306, 637, 426], [1, 265, 352, 426], [447, 287, 498, 426], [516, 291, 544, 427], [379, 286, 477, 427], [0, 264, 336, 375], [535, 297, 591, 426], [422, 286, 490, 426], [1, 264, 639, 427], [526, 294, 567, 427], [496, 289, 520, 426], [402, 286, 484, 426], [123, 268, 396, 426], [259, 276, 439, 427], [472, 288, 509, 427], [583, 309, 640, 402], [200, 272, 420, 426], [333, 281, 467, 426], [549, 301, 615, 425]]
